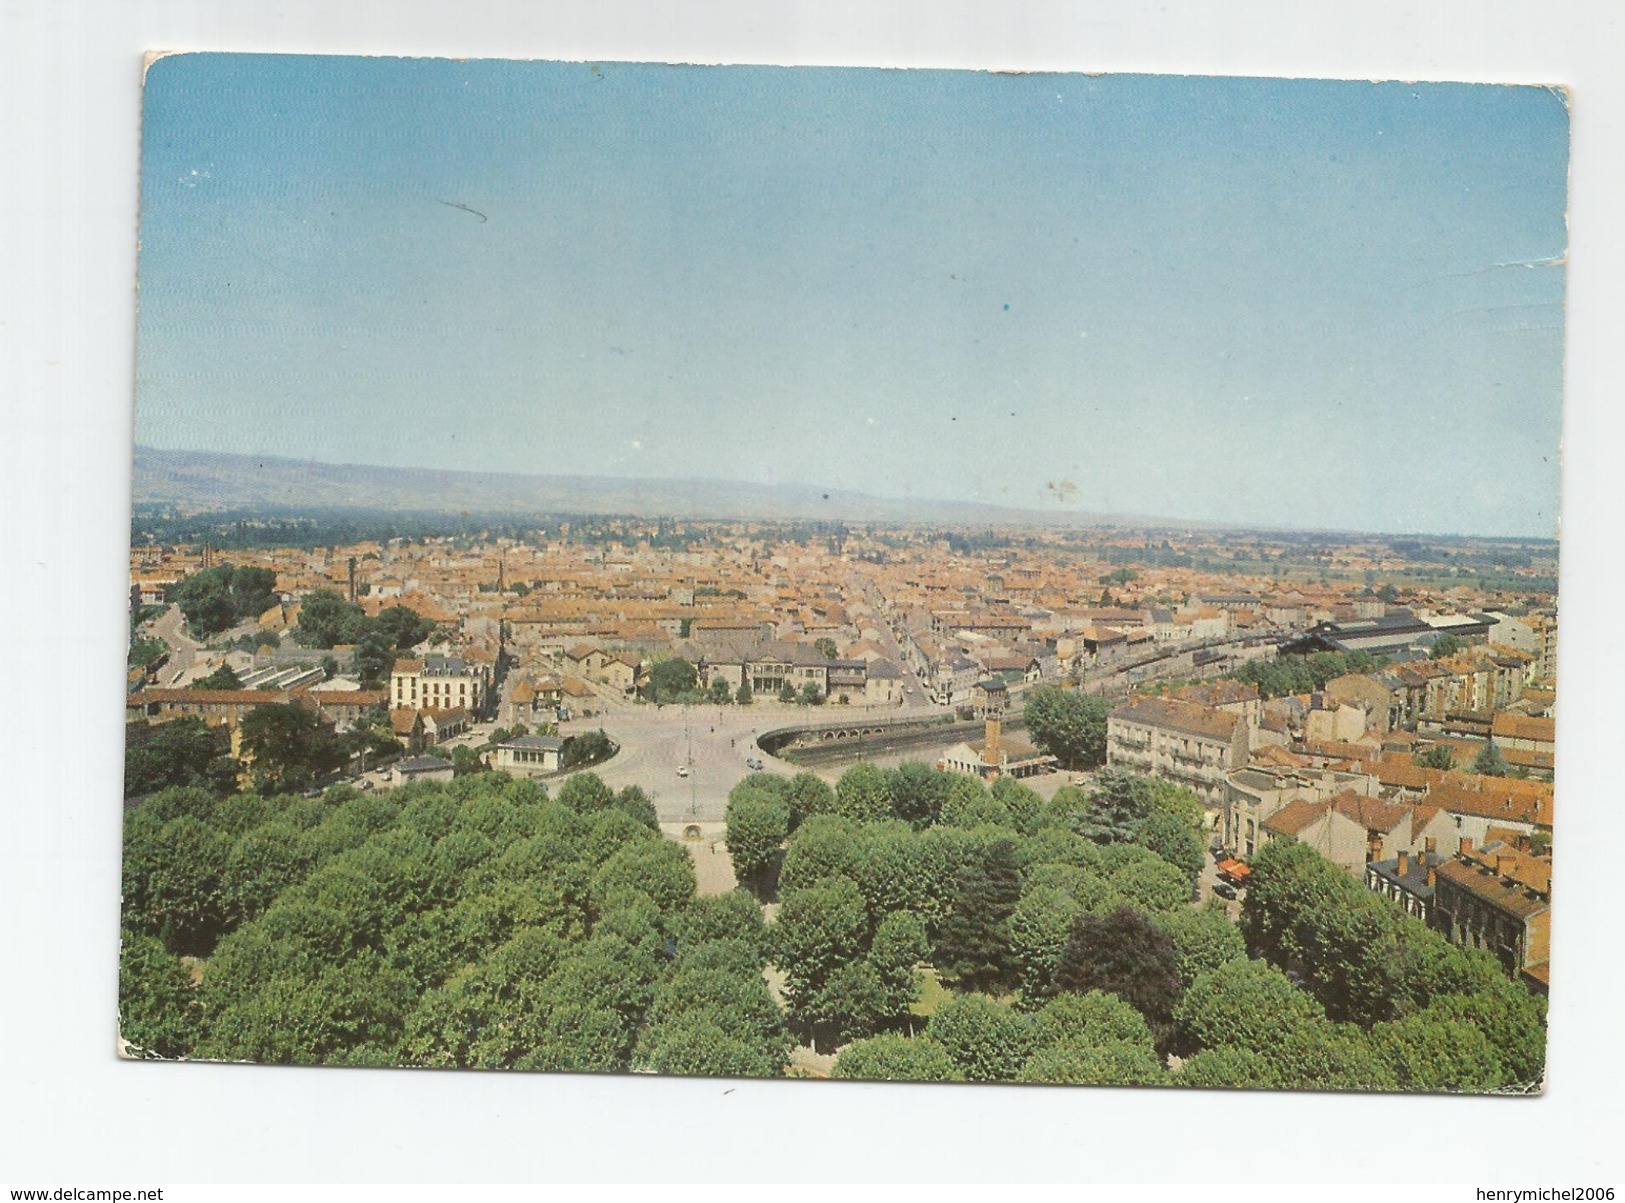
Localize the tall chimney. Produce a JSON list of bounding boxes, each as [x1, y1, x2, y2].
[[1425, 836, 1436, 854], [983, 717, 1001, 769], [1426, 862, 1437, 888], [1460, 836, 1475, 858], [1397, 849, 1410, 877]]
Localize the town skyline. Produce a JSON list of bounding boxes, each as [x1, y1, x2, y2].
[[136, 56, 1568, 539]]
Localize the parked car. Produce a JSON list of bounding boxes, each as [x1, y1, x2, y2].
[[677, 764, 690, 777], [1213, 881, 1237, 900]]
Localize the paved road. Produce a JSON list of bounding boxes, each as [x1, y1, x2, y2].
[[149, 604, 202, 684], [558, 700, 943, 821], [853, 573, 933, 708], [561, 703, 792, 822]]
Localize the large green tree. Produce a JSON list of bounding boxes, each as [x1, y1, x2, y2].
[[832, 1034, 963, 1082], [1136, 810, 1205, 884], [124, 717, 239, 799], [1016, 1040, 1166, 1087], [1174, 957, 1324, 1055], [645, 657, 697, 703], [118, 930, 201, 1058], [925, 994, 1034, 1082], [725, 785, 790, 891], [833, 762, 891, 824], [294, 589, 370, 649], [238, 703, 350, 794], [172, 564, 278, 638], [1473, 741, 1512, 777], [888, 762, 953, 829], [1053, 907, 1183, 1048], [1150, 906, 1247, 990], [1009, 885, 1086, 1001], [934, 838, 1023, 993], [770, 874, 871, 1041], [1023, 686, 1111, 768]]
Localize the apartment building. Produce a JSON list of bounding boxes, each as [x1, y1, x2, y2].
[[1107, 696, 1251, 810]]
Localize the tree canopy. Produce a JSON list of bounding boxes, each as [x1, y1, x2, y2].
[[238, 704, 350, 795], [1225, 650, 1386, 700], [125, 717, 239, 799], [119, 771, 784, 1076], [1053, 907, 1184, 1050], [172, 564, 278, 638], [644, 658, 698, 704], [1023, 687, 1111, 768], [115, 745, 1544, 1095]]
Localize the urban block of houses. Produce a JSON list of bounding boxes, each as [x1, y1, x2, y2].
[[1223, 763, 1379, 860], [698, 640, 896, 705], [128, 686, 387, 734], [563, 644, 643, 695], [1365, 846, 1450, 925], [1107, 696, 1251, 811], [1432, 836, 1552, 988], [389, 706, 470, 753], [1257, 790, 1456, 880], [1165, 680, 1262, 728]]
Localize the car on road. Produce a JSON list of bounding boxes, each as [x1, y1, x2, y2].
[[746, 757, 763, 770]]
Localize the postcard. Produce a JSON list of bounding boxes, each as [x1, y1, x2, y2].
[[123, 54, 1564, 1093]]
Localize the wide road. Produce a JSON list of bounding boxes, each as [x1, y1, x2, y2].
[[559, 699, 942, 822], [551, 630, 1285, 822]]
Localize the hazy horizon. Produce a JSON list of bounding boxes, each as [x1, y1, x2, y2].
[[136, 57, 1568, 539], [130, 442, 1561, 544]]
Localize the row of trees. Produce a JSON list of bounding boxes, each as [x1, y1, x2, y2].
[[821, 840, 1545, 1091], [721, 758, 1543, 1092], [1224, 650, 1387, 700], [1239, 840, 1545, 1081], [120, 771, 795, 1076], [120, 757, 1544, 1090], [125, 704, 403, 801]]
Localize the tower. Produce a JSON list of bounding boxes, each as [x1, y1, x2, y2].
[[982, 716, 1002, 777]]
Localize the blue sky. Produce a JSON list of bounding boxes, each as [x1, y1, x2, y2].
[[136, 55, 1568, 536]]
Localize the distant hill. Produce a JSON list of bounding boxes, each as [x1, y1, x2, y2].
[[131, 445, 1155, 529]]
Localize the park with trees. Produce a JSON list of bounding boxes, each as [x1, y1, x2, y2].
[[121, 749, 1545, 1092], [120, 770, 788, 1075]]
